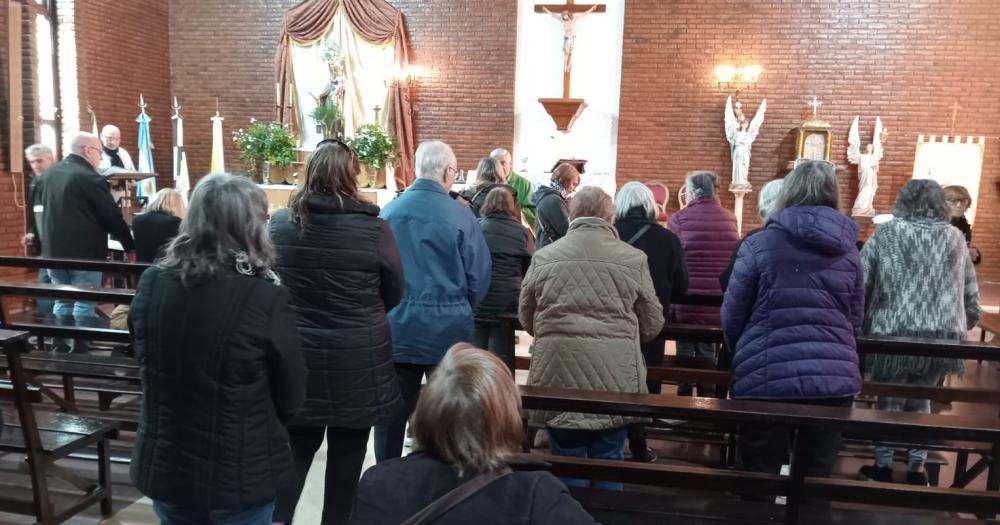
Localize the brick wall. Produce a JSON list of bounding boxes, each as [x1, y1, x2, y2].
[[0, 3, 33, 279], [168, 0, 517, 186], [72, 0, 172, 190], [617, 0, 1000, 281]]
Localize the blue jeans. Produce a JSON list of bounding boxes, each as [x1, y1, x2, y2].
[[46, 269, 102, 353], [153, 501, 274, 525], [548, 426, 627, 490], [873, 372, 941, 470], [37, 269, 53, 314]]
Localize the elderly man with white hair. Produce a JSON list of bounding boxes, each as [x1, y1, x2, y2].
[[23, 144, 56, 314], [98, 124, 135, 173], [30, 132, 134, 352], [376, 140, 492, 461], [667, 171, 739, 396]]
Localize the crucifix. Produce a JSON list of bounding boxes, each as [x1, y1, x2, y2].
[[807, 95, 823, 119], [535, 0, 606, 99], [949, 102, 962, 133]]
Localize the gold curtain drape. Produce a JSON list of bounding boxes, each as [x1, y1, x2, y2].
[[275, 0, 416, 187]]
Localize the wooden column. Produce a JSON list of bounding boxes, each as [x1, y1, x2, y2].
[[9, 0, 23, 174]]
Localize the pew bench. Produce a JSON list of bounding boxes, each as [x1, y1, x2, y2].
[[0, 330, 120, 525], [520, 385, 1000, 524]]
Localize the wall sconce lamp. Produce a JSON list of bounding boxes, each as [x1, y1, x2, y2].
[[389, 65, 427, 87], [715, 64, 762, 89]]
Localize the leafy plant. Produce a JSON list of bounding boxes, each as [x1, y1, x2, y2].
[[310, 99, 343, 139], [232, 120, 297, 168], [347, 124, 399, 171]]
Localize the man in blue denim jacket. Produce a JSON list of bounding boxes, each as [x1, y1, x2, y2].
[[376, 140, 491, 460]]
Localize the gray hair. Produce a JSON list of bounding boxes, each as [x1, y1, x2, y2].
[[614, 181, 657, 220], [415, 140, 455, 182], [758, 178, 785, 221], [69, 132, 99, 156], [569, 186, 614, 222], [773, 161, 839, 212], [159, 173, 274, 286], [24, 144, 53, 158], [685, 171, 717, 199], [147, 188, 186, 217], [489, 148, 510, 161], [892, 179, 951, 222]]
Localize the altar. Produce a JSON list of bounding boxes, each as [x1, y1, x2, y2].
[[261, 184, 397, 214]]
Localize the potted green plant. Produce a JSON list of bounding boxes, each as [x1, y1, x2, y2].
[[310, 99, 344, 139], [346, 123, 399, 188], [232, 119, 297, 183]]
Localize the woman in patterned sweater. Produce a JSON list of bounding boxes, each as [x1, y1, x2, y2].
[[858, 179, 981, 486]]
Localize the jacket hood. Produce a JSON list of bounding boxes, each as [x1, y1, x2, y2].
[[532, 184, 562, 207], [768, 206, 859, 255], [567, 217, 620, 239], [305, 193, 380, 216]]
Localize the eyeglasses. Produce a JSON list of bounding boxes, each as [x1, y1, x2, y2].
[[946, 199, 970, 206]]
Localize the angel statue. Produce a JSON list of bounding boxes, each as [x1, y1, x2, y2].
[[847, 116, 885, 217], [724, 96, 767, 189]]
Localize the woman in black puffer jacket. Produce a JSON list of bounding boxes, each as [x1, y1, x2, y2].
[[472, 187, 534, 373], [269, 142, 405, 525]]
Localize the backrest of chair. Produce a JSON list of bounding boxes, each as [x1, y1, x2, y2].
[[1, 332, 44, 456], [644, 181, 669, 207]]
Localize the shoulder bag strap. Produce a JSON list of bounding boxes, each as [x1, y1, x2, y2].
[[401, 472, 509, 525], [626, 224, 652, 246]]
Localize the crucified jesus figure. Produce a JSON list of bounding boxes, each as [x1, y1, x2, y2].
[[543, 5, 597, 72]]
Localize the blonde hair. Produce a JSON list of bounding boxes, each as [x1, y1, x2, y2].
[[412, 344, 523, 475], [147, 188, 186, 218]]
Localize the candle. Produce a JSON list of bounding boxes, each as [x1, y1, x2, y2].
[[276, 82, 281, 107]]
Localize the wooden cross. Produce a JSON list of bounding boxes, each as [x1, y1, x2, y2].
[[950, 102, 962, 132], [534, 0, 606, 99], [807, 95, 822, 119]]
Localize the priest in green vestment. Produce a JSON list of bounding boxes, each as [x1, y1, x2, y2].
[[491, 148, 536, 230]]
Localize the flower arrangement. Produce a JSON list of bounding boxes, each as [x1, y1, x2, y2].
[[310, 98, 343, 139], [346, 123, 399, 171], [232, 119, 297, 171]]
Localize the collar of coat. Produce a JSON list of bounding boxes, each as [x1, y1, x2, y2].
[[568, 216, 620, 239], [64, 154, 98, 173], [407, 177, 449, 195]]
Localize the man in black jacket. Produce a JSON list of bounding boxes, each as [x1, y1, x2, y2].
[[29, 132, 135, 352]]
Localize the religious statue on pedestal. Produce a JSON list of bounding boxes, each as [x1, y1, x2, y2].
[[848, 116, 886, 217], [724, 95, 767, 190]]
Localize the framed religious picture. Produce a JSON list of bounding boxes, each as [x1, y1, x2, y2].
[[796, 124, 833, 161]]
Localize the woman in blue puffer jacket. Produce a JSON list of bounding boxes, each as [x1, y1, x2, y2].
[[721, 160, 864, 479]]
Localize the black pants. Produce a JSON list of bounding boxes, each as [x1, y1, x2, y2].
[[737, 397, 854, 477], [273, 425, 370, 525], [628, 336, 666, 456], [373, 363, 436, 462], [471, 321, 515, 376]]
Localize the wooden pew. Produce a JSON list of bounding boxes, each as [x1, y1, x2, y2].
[[519, 385, 1000, 524], [0, 329, 120, 524]]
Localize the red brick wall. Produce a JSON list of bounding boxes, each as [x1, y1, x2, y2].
[[73, 0, 172, 190], [617, 0, 1000, 281], [168, 0, 517, 186], [0, 3, 33, 280]]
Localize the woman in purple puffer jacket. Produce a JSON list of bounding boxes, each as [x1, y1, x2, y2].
[[721, 160, 864, 479], [668, 171, 739, 396]]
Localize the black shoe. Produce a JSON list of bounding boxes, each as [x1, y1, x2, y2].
[[859, 465, 893, 482], [906, 471, 929, 486], [677, 383, 693, 397]]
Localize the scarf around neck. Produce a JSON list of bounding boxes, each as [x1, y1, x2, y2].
[[103, 145, 123, 168]]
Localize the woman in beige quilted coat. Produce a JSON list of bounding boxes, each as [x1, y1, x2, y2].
[[519, 186, 664, 490]]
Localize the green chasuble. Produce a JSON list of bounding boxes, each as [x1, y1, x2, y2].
[[507, 171, 537, 230]]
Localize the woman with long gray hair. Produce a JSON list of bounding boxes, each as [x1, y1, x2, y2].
[[128, 173, 306, 524], [857, 179, 980, 486], [722, 160, 863, 481]]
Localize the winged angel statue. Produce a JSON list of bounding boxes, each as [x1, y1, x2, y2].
[[725, 96, 767, 189], [848, 116, 885, 217]]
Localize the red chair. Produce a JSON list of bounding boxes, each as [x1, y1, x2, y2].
[[644, 181, 670, 223]]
